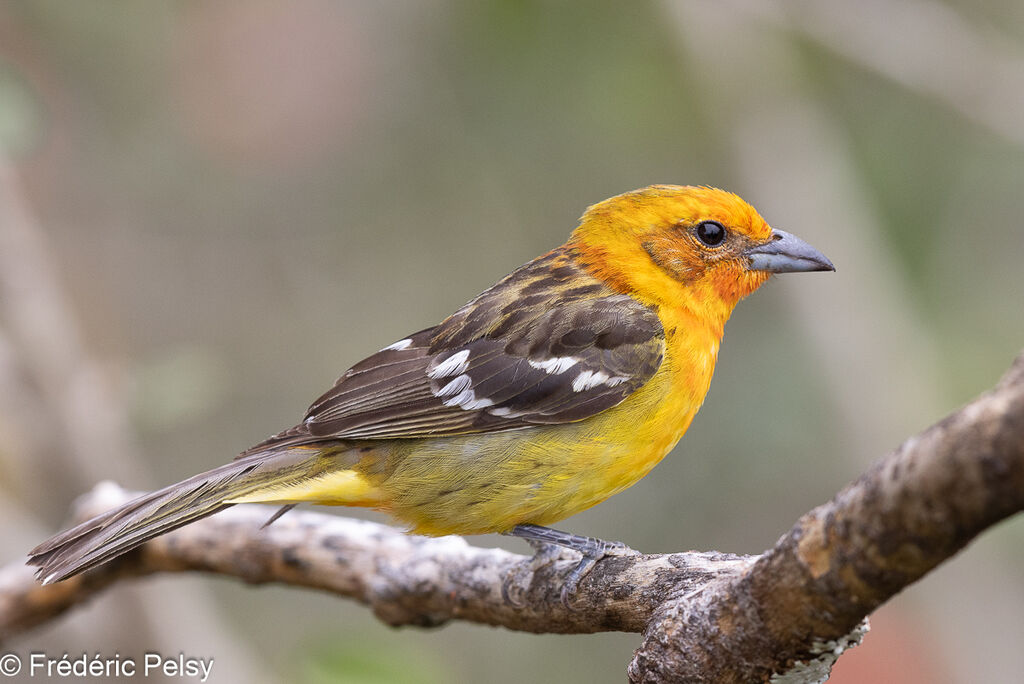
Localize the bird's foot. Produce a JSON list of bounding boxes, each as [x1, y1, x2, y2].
[[502, 523, 638, 608], [501, 539, 572, 607]]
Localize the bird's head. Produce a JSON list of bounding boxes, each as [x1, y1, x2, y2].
[[569, 185, 833, 323]]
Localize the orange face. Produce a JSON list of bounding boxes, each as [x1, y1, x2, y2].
[[569, 185, 832, 315]]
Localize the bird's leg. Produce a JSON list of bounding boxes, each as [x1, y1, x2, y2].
[[260, 504, 297, 529], [504, 523, 638, 608]]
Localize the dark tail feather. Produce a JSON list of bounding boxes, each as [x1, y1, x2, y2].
[[28, 447, 322, 584]]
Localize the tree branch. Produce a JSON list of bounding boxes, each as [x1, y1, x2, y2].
[[3, 351, 1023, 682], [631, 350, 1024, 682], [0, 482, 754, 640]]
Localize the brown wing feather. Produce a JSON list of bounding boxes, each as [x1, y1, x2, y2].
[[244, 247, 664, 452]]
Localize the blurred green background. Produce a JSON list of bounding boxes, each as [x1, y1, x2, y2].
[[1, 1, 1022, 682]]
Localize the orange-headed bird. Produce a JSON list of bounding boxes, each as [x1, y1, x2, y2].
[[30, 185, 833, 601]]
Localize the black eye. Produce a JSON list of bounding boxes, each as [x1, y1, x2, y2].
[[695, 220, 726, 247]]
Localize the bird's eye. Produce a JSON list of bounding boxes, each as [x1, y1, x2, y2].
[[695, 221, 726, 247]]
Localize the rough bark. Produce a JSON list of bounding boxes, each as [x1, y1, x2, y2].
[[3, 351, 1023, 682], [630, 351, 1024, 682]]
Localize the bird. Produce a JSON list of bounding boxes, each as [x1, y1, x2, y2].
[[28, 185, 833, 603]]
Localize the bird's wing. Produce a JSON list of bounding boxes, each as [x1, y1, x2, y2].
[[265, 249, 665, 444]]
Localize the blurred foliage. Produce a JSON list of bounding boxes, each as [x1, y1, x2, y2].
[[298, 637, 451, 684], [0, 62, 39, 155], [1, 1, 1022, 682]]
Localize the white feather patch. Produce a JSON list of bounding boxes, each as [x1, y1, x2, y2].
[[428, 349, 471, 379], [381, 338, 413, 351], [435, 373, 472, 397], [572, 370, 608, 391], [488, 406, 525, 418], [442, 388, 495, 410], [528, 356, 579, 374], [572, 369, 630, 392]]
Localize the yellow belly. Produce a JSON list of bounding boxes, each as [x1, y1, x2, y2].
[[366, 327, 715, 535], [235, 317, 719, 536]]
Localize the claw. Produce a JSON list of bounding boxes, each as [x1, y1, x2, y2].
[[558, 539, 636, 608], [504, 524, 638, 608], [559, 556, 596, 608], [501, 539, 568, 607]]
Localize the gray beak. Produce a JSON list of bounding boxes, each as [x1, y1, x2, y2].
[[744, 229, 835, 273]]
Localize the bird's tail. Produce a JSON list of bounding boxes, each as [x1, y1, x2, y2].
[[27, 446, 337, 584]]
